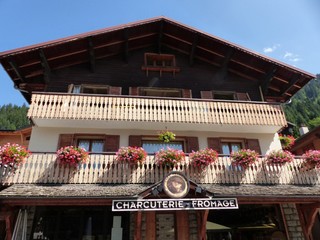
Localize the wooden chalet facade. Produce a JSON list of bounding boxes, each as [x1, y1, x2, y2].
[[0, 17, 317, 240]]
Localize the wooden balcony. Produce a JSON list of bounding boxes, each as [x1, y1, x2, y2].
[[27, 93, 287, 132], [1, 154, 319, 186]]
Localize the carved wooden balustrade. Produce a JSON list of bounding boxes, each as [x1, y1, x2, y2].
[[28, 93, 287, 127], [1, 154, 319, 185]]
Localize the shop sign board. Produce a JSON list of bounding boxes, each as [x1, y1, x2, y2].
[[112, 198, 238, 211]]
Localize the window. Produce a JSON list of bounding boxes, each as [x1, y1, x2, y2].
[[142, 140, 184, 153], [141, 53, 180, 77], [140, 87, 182, 98], [221, 141, 243, 155], [213, 91, 236, 100], [78, 139, 104, 152], [69, 84, 109, 94]]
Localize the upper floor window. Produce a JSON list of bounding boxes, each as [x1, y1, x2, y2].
[[68, 84, 122, 95], [140, 87, 182, 98], [78, 139, 104, 152], [142, 140, 184, 154], [221, 141, 242, 155], [201, 91, 251, 101]]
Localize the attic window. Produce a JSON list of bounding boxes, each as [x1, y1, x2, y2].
[[140, 87, 182, 98], [141, 53, 180, 77], [69, 84, 109, 94]]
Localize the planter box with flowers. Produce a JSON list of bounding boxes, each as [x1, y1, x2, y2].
[[266, 150, 295, 165], [230, 149, 259, 169], [189, 148, 218, 169], [155, 147, 185, 169], [265, 150, 295, 184], [279, 134, 295, 150], [0, 143, 31, 171], [56, 146, 89, 168], [116, 146, 147, 166], [302, 150, 320, 170]]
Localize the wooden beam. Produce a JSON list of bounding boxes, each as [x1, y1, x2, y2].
[[123, 28, 129, 63], [176, 211, 190, 240], [197, 210, 209, 240], [8, 59, 25, 82], [134, 211, 142, 240], [88, 37, 96, 72], [39, 49, 51, 83], [297, 203, 320, 238], [261, 66, 277, 94], [281, 74, 301, 96], [145, 212, 156, 240], [189, 33, 198, 66], [221, 48, 234, 69], [157, 21, 163, 53]]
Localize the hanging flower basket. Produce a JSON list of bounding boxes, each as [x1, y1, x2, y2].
[[155, 147, 185, 168], [56, 146, 89, 168], [230, 149, 259, 169], [0, 143, 31, 167], [158, 130, 176, 143], [116, 146, 147, 165], [279, 134, 295, 150], [266, 150, 295, 165], [189, 148, 218, 169], [302, 150, 320, 169]]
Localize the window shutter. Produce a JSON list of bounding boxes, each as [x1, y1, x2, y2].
[[245, 139, 261, 155], [109, 86, 122, 95], [186, 137, 199, 153], [200, 91, 213, 99], [129, 135, 142, 147], [57, 134, 74, 149], [207, 138, 222, 153], [182, 89, 192, 98], [104, 135, 120, 152], [236, 92, 251, 101], [67, 84, 74, 93], [129, 87, 139, 96]]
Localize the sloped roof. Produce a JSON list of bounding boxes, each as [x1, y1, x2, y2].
[[0, 17, 316, 102]]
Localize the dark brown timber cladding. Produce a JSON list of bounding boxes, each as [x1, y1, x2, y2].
[[45, 49, 262, 101]]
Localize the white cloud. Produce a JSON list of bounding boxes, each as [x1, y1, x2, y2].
[[263, 44, 280, 53], [283, 52, 301, 62]]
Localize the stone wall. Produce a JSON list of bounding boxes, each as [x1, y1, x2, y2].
[[282, 203, 305, 240]]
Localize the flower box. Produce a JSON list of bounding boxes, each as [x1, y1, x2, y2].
[[155, 147, 185, 168], [189, 148, 218, 169], [56, 146, 89, 167], [116, 146, 147, 165], [266, 150, 294, 164], [0, 143, 31, 166], [230, 149, 258, 169], [302, 150, 320, 169]]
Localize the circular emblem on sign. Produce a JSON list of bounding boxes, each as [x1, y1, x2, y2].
[[163, 172, 189, 198]]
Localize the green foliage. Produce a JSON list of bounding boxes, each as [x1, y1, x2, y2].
[[284, 74, 320, 134], [0, 104, 30, 130]]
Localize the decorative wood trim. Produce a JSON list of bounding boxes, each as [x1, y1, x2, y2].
[[145, 212, 156, 240], [176, 211, 189, 240], [297, 203, 320, 239], [134, 211, 142, 240]]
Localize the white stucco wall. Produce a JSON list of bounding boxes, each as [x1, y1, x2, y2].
[[29, 126, 282, 155]]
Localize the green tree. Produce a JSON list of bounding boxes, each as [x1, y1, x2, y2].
[[0, 104, 30, 130]]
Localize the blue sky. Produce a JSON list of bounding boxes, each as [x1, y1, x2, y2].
[[1, 0, 319, 106]]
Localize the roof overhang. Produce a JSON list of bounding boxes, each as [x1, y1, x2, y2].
[[0, 17, 316, 103]]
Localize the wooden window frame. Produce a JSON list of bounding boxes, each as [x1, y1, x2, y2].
[[139, 87, 183, 98]]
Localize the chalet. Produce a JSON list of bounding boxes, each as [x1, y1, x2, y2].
[[0, 17, 317, 240]]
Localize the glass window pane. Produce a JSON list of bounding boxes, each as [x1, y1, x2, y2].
[[78, 140, 90, 151], [231, 143, 241, 152], [142, 142, 183, 153], [222, 143, 230, 155], [73, 85, 81, 93], [92, 140, 104, 153]]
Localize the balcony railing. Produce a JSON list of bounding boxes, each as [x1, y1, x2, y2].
[[28, 93, 287, 128], [1, 154, 319, 185]]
